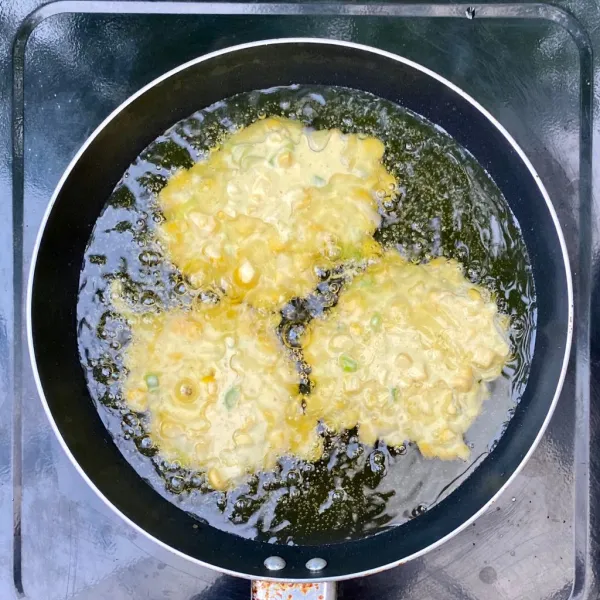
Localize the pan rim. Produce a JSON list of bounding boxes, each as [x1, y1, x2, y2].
[[26, 36, 573, 582]]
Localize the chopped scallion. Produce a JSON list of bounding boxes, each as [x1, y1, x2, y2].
[[339, 354, 358, 373], [145, 373, 159, 391], [224, 386, 240, 409]]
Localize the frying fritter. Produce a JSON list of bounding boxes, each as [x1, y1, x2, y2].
[[303, 251, 510, 460], [157, 116, 395, 309], [118, 296, 322, 490]]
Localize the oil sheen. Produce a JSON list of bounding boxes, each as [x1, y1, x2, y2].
[[77, 85, 536, 544]]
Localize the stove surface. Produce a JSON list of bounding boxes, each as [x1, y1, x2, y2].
[[1, 1, 599, 598]]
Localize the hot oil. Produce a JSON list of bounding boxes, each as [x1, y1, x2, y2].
[[77, 85, 536, 544]]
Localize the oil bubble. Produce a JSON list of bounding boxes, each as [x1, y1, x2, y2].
[[123, 413, 139, 427], [135, 435, 157, 456], [189, 474, 204, 488], [139, 250, 161, 266], [286, 470, 302, 486], [168, 476, 185, 493], [174, 282, 187, 295], [140, 291, 159, 306], [332, 489, 346, 502], [281, 323, 306, 349]]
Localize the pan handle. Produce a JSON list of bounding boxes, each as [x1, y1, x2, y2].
[[251, 581, 337, 599]]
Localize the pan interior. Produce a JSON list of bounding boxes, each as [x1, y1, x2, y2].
[[76, 84, 536, 545]]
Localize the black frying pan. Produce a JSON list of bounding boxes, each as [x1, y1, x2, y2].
[[27, 39, 572, 584]]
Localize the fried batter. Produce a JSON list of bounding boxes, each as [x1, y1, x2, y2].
[[303, 251, 510, 460], [157, 116, 395, 309], [118, 296, 322, 490]]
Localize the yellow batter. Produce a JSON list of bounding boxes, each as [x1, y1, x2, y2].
[[117, 295, 322, 490], [303, 251, 511, 460], [157, 116, 395, 309], [112, 117, 513, 487]]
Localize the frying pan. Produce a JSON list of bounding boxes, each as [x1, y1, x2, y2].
[[27, 39, 572, 594]]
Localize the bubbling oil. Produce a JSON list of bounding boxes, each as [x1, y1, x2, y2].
[[77, 85, 536, 544]]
